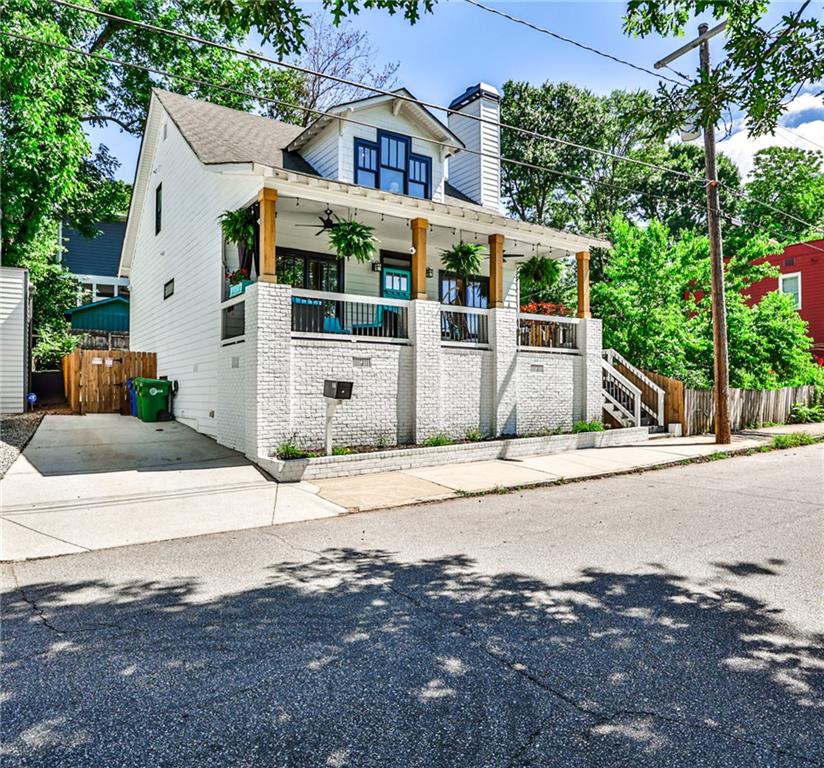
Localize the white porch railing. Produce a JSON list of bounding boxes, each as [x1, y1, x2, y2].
[[517, 313, 579, 351], [603, 348, 665, 427], [440, 304, 489, 345], [291, 288, 409, 339], [602, 358, 642, 427]]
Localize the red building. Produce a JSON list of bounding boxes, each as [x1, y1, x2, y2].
[[746, 238, 824, 357]]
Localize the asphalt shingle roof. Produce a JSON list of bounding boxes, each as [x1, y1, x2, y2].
[[153, 89, 319, 175]]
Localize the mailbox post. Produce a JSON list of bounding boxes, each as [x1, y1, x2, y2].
[[323, 379, 353, 456]]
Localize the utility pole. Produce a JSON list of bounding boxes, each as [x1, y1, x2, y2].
[[655, 21, 731, 444]]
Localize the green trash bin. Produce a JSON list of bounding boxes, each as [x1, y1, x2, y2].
[[135, 377, 171, 422]]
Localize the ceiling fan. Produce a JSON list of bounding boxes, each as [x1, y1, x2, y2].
[[294, 208, 336, 236]]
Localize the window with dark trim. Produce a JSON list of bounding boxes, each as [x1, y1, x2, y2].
[[163, 278, 174, 299], [353, 131, 433, 199], [438, 270, 489, 308], [277, 248, 344, 293], [154, 183, 162, 234], [355, 138, 378, 188]]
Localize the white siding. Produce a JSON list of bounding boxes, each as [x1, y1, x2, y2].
[[0, 268, 28, 414], [447, 95, 501, 211], [301, 126, 340, 179], [128, 115, 261, 436], [302, 103, 447, 202]]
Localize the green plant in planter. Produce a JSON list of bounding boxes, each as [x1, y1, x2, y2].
[[572, 420, 605, 433], [328, 217, 378, 263], [441, 242, 485, 302]]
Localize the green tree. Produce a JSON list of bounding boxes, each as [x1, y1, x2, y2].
[[594, 216, 818, 389], [624, 0, 823, 136], [738, 146, 824, 243]]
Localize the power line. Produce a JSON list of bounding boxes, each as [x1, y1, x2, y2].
[[47, 0, 708, 186], [5, 28, 727, 237], [463, 0, 690, 87]]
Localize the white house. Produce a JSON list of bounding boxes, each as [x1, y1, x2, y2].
[[0, 267, 31, 414], [121, 84, 654, 463]]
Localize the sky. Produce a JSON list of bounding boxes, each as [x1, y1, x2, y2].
[[90, 1, 824, 183]]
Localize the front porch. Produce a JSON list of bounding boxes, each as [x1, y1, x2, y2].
[[214, 184, 607, 458]]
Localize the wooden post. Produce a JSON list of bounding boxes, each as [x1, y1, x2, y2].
[[410, 217, 428, 299], [576, 250, 591, 319], [488, 233, 504, 308], [258, 188, 277, 282]]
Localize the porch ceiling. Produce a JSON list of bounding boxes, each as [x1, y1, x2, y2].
[[274, 191, 603, 260]]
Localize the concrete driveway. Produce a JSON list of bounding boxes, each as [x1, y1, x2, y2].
[[1, 445, 822, 766], [0, 415, 344, 559]]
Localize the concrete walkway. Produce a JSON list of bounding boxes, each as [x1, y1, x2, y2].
[[2, 415, 821, 561], [0, 415, 344, 560]]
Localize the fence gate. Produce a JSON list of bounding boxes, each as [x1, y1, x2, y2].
[[62, 349, 157, 415]]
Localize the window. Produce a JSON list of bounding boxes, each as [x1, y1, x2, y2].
[[439, 271, 489, 308], [164, 278, 174, 299], [353, 131, 432, 199], [155, 183, 162, 234], [379, 133, 408, 194], [408, 155, 431, 199], [779, 272, 801, 309], [279, 249, 343, 292], [96, 283, 115, 299], [355, 139, 378, 188]]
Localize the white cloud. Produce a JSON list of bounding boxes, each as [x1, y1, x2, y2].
[[714, 94, 824, 180]]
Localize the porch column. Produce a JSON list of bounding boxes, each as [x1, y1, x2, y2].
[[488, 233, 505, 308], [259, 188, 277, 283], [576, 250, 591, 318], [410, 217, 428, 299]]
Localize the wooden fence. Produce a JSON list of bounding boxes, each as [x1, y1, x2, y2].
[[683, 385, 817, 435], [641, 369, 686, 434], [62, 349, 156, 415]]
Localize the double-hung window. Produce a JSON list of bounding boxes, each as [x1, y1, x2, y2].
[[779, 272, 801, 309], [354, 131, 432, 199]]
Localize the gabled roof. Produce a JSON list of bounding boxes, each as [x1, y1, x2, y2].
[[153, 90, 318, 174], [287, 88, 464, 156]]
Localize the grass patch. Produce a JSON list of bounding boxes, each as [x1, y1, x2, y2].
[[331, 446, 352, 456], [707, 451, 729, 461], [770, 432, 815, 449], [572, 420, 605, 434], [422, 434, 454, 447], [464, 428, 486, 442]]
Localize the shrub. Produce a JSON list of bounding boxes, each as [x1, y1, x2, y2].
[[572, 420, 605, 433], [771, 433, 815, 449], [32, 325, 78, 370], [422, 434, 453, 447], [276, 441, 315, 460], [789, 402, 824, 424], [464, 428, 485, 442], [331, 446, 352, 456]]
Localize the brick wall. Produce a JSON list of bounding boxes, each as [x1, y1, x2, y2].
[[219, 286, 606, 458]]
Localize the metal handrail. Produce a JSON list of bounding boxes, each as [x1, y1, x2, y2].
[[293, 287, 410, 308]]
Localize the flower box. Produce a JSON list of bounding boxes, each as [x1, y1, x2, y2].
[[228, 279, 254, 298]]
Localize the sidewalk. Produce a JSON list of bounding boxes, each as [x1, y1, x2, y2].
[[308, 425, 824, 512]]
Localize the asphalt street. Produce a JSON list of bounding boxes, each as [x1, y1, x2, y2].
[[2, 444, 823, 767]]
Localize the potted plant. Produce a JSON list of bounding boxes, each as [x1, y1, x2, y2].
[[219, 207, 257, 295], [518, 255, 561, 304], [328, 217, 378, 263]]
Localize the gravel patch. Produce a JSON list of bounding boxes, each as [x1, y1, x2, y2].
[[0, 412, 43, 478]]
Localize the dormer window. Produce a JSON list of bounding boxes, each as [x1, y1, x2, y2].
[[354, 131, 432, 199]]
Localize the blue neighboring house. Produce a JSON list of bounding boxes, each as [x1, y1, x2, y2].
[[60, 218, 130, 304]]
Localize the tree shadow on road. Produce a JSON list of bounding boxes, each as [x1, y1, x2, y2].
[[2, 550, 822, 767]]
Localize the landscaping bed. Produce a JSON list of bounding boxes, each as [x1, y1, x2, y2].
[[257, 425, 651, 482], [0, 412, 43, 478]]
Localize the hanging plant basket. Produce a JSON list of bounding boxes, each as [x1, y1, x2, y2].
[[328, 217, 378, 263], [441, 241, 485, 290], [218, 207, 257, 251]]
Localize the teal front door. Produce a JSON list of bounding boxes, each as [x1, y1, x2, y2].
[[382, 267, 411, 300]]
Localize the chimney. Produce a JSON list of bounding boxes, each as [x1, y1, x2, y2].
[[447, 83, 501, 212]]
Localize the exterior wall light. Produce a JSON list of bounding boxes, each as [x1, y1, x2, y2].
[[426, 267, 434, 278], [371, 261, 382, 272]]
